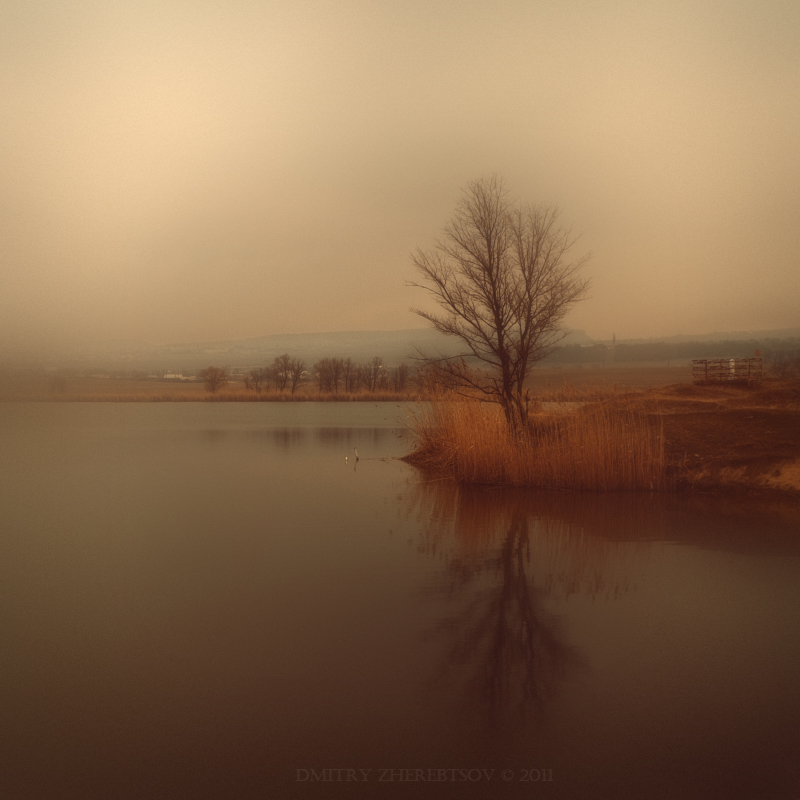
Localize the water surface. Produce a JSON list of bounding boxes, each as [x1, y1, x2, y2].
[[1, 403, 799, 798]]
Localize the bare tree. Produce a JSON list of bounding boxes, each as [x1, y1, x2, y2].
[[329, 357, 344, 394], [244, 367, 269, 393], [199, 366, 229, 393], [270, 354, 292, 392], [377, 366, 390, 391], [314, 358, 334, 393], [341, 357, 359, 393], [361, 356, 383, 392], [391, 363, 410, 392], [287, 357, 307, 396], [314, 357, 344, 394], [410, 176, 590, 429]]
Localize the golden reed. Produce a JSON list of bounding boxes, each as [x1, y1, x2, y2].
[[406, 394, 672, 491]]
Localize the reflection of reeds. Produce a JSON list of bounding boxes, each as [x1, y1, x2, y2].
[[407, 396, 672, 491], [407, 481, 656, 603]]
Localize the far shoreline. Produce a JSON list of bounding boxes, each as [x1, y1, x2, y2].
[[3, 366, 798, 498], [1, 363, 692, 402]]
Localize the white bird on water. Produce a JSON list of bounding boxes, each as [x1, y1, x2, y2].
[[354, 447, 360, 462]]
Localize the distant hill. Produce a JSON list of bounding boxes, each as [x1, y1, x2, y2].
[[160, 329, 461, 369], [545, 332, 800, 366], [601, 327, 800, 346], [10, 325, 798, 372], [10, 328, 593, 371]]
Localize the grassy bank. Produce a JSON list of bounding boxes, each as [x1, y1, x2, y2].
[[406, 394, 671, 491], [407, 380, 800, 495]]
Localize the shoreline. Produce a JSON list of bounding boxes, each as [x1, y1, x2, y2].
[[1, 393, 423, 403], [4, 372, 798, 497], [404, 379, 800, 498]]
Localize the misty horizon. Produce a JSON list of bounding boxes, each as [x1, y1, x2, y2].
[[2, 0, 798, 351], [5, 322, 800, 352]]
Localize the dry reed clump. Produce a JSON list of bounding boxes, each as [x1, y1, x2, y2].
[[407, 395, 671, 491]]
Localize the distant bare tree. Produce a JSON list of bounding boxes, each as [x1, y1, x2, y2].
[[270, 354, 292, 392], [410, 175, 590, 429], [244, 367, 269, 393], [391, 363, 410, 391], [330, 357, 344, 394], [361, 356, 383, 392], [288, 358, 307, 396], [314, 358, 333, 393], [379, 369, 390, 391], [342, 357, 359, 393], [199, 366, 229, 393], [315, 358, 345, 394]]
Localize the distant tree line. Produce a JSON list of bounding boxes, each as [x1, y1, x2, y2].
[[312, 357, 410, 394], [186, 337, 800, 395], [236, 354, 415, 395], [243, 354, 307, 395], [542, 338, 800, 366]]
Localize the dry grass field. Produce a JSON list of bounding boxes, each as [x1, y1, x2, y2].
[[636, 380, 800, 495], [525, 362, 692, 393]]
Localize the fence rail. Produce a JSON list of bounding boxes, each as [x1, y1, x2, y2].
[[692, 357, 762, 384]]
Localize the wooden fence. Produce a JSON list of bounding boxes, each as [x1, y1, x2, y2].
[[692, 357, 762, 384]]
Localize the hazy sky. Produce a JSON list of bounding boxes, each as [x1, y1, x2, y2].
[[2, 0, 798, 350]]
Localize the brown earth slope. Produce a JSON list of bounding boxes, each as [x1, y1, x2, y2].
[[635, 381, 800, 494]]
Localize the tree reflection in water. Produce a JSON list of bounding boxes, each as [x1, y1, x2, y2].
[[438, 509, 580, 721], [405, 483, 668, 723]]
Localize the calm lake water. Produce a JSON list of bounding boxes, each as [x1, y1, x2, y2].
[[1, 402, 799, 799]]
